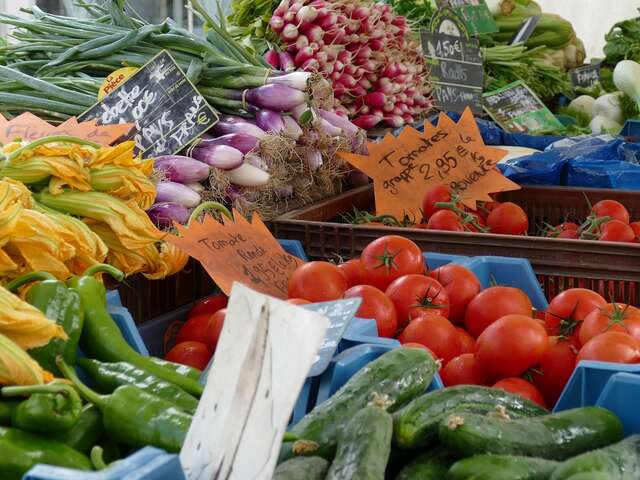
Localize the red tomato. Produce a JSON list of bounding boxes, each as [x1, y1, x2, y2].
[[558, 222, 579, 231], [385, 274, 450, 328], [338, 259, 364, 288], [165, 341, 212, 370], [441, 354, 488, 386], [426, 210, 464, 232], [402, 342, 437, 361], [287, 298, 311, 305], [288, 261, 347, 302], [580, 303, 640, 345], [429, 264, 481, 325], [176, 314, 214, 346], [464, 286, 533, 338], [592, 199, 630, 224], [531, 337, 577, 407], [544, 288, 606, 340], [360, 235, 425, 290], [475, 314, 548, 381], [456, 327, 476, 354], [630, 221, 640, 241], [188, 294, 227, 318], [399, 315, 462, 363], [493, 378, 546, 408], [206, 308, 225, 352], [557, 229, 579, 239], [598, 220, 636, 243], [422, 184, 454, 220], [486, 202, 529, 235], [344, 285, 398, 338], [577, 331, 640, 364]]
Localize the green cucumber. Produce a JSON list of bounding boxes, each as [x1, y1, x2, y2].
[[394, 447, 455, 480], [550, 434, 640, 480], [290, 348, 437, 457], [447, 454, 559, 480], [273, 457, 329, 480], [563, 474, 612, 480], [326, 405, 393, 480], [394, 385, 547, 449], [439, 407, 623, 460]]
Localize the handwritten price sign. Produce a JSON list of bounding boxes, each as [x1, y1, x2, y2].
[[338, 108, 520, 218], [166, 210, 304, 299]]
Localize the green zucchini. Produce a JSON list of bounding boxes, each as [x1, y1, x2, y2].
[[447, 454, 559, 480], [290, 348, 437, 457], [550, 434, 640, 480], [273, 456, 329, 480], [394, 447, 455, 480], [394, 385, 547, 449], [326, 405, 393, 480], [563, 474, 612, 480], [439, 407, 623, 460]]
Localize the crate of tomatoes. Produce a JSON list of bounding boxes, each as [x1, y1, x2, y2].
[[272, 184, 640, 305]]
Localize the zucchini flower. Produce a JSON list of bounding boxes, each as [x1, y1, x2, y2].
[[89, 166, 156, 210], [0, 332, 46, 385]]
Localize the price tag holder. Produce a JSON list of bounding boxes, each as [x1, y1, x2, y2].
[[338, 107, 520, 219], [166, 210, 304, 299], [482, 80, 564, 134], [569, 62, 602, 90], [302, 298, 362, 377], [422, 32, 484, 114], [79, 50, 217, 157], [180, 283, 329, 480]]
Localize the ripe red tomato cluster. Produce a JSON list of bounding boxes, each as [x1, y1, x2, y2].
[[286, 234, 640, 409]]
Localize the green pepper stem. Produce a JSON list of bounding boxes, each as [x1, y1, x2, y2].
[[188, 201, 233, 225], [282, 431, 299, 443], [4, 271, 57, 292], [90, 446, 108, 470], [2, 382, 74, 398], [81, 264, 125, 282], [56, 356, 106, 409], [7, 135, 103, 163]]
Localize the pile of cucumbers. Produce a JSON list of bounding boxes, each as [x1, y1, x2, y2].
[[276, 348, 640, 480]]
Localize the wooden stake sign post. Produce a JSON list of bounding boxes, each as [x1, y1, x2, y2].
[[167, 210, 303, 299], [338, 108, 520, 219], [180, 283, 329, 480]]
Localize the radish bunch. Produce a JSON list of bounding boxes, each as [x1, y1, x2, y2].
[[264, 0, 431, 129]]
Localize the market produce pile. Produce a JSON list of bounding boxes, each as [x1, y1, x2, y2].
[[344, 184, 640, 243], [0, 264, 204, 478], [230, 0, 432, 129], [276, 346, 637, 480], [0, 135, 186, 281]]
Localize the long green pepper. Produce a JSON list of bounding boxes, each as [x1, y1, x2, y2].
[[69, 264, 203, 397]]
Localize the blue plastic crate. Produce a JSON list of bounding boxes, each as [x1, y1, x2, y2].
[[594, 372, 640, 436]]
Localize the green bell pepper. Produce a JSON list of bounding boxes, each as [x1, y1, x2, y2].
[[2, 381, 82, 434], [78, 358, 198, 413], [5, 271, 83, 374], [0, 427, 92, 479], [53, 403, 104, 454], [70, 264, 203, 397], [59, 357, 192, 453], [0, 400, 19, 426]]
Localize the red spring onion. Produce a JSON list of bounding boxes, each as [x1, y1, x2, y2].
[[264, 50, 280, 68], [278, 52, 295, 72], [191, 145, 244, 170], [318, 118, 342, 137], [228, 163, 271, 187], [198, 133, 258, 155], [255, 109, 286, 134], [352, 114, 382, 129], [305, 149, 323, 171], [227, 185, 260, 203], [246, 84, 307, 111], [210, 119, 267, 140], [348, 169, 370, 187], [154, 155, 210, 183], [244, 153, 270, 171], [318, 109, 360, 136], [185, 182, 205, 193], [282, 115, 303, 140], [155, 182, 201, 208], [274, 185, 294, 197], [267, 71, 311, 90], [148, 202, 191, 228]]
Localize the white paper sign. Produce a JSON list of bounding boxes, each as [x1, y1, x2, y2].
[[180, 282, 329, 480]]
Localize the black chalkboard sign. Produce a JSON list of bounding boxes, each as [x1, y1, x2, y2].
[[570, 62, 602, 89], [421, 32, 484, 113], [79, 50, 217, 157]]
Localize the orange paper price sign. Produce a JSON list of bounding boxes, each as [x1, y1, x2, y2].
[[338, 108, 521, 218], [166, 210, 304, 299], [0, 112, 133, 145]]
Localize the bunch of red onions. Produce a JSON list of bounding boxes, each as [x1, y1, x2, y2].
[[264, 0, 431, 129]]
